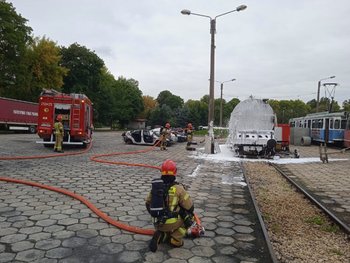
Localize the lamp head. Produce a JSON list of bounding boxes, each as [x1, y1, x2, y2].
[[181, 9, 191, 15], [236, 5, 247, 12]]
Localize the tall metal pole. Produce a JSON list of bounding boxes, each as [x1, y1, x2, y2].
[[208, 19, 216, 153], [316, 80, 321, 112], [220, 83, 223, 127], [181, 5, 247, 154], [316, 76, 335, 113]]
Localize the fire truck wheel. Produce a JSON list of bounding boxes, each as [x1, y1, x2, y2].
[[29, 126, 36, 134]]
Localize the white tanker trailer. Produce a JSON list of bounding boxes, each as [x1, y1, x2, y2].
[[227, 97, 277, 157]]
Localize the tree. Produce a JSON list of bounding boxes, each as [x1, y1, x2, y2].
[[184, 99, 208, 128], [307, 97, 340, 113], [214, 98, 223, 126], [0, 0, 32, 98], [94, 67, 116, 126], [156, 90, 184, 110], [110, 77, 144, 128], [25, 37, 68, 101], [148, 104, 173, 127], [343, 100, 350, 112], [139, 95, 158, 119], [270, 99, 310, 124], [60, 43, 104, 98]]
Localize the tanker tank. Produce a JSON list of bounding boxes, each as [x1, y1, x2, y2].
[[227, 97, 276, 157]]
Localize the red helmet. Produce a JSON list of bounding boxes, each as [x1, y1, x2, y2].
[[161, 159, 177, 176], [57, 115, 63, 121], [165, 122, 170, 129]]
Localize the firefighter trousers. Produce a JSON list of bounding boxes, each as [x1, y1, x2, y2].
[[54, 134, 63, 152], [155, 218, 187, 247]]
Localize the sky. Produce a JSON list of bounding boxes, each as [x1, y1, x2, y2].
[[9, 0, 350, 105]]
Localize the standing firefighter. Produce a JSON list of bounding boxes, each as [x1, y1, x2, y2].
[[54, 114, 64, 152], [185, 123, 193, 143], [145, 160, 203, 252], [160, 122, 171, 150]]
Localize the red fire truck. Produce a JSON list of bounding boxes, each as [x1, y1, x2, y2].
[[0, 97, 38, 133], [36, 89, 93, 147]]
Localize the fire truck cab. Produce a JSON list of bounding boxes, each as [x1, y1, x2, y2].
[[36, 89, 93, 147]]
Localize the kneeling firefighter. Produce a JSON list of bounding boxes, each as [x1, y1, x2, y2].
[[145, 159, 204, 252]]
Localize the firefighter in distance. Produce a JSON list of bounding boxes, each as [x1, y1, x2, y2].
[[54, 114, 64, 152], [145, 160, 197, 252], [160, 122, 171, 150]]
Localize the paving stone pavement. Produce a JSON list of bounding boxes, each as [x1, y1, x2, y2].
[[0, 132, 273, 263], [277, 145, 350, 227]]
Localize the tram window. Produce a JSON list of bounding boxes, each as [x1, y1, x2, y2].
[[334, 119, 340, 129], [318, 119, 323, 128], [330, 119, 333, 129], [341, 120, 346, 129], [312, 120, 316, 128], [307, 120, 311, 128], [304, 120, 307, 128]]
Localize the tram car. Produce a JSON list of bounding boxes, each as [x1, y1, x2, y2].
[[289, 111, 348, 146], [345, 118, 350, 148]]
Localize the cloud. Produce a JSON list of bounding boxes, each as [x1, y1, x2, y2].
[[10, 0, 350, 103]]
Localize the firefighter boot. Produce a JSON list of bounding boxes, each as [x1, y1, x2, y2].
[[149, 230, 163, 252], [170, 237, 184, 248]]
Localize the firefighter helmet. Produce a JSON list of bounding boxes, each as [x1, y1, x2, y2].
[[161, 159, 177, 176], [57, 114, 63, 121], [165, 122, 170, 129]]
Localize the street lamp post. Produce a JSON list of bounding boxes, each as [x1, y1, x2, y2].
[[181, 5, 247, 153], [216, 79, 236, 127], [316, 75, 335, 112]]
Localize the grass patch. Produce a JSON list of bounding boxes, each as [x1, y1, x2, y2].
[[305, 216, 340, 233], [305, 215, 325, 225], [262, 212, 272, 222], [329, 248, 344, 256], [270, 222, 282, 234]]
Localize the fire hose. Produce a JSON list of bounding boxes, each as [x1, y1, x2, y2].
[[0, 141, 203, 236]]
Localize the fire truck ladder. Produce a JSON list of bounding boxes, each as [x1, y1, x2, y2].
[[64, 106, 84, 145]]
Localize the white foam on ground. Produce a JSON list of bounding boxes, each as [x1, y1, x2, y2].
[[192, 145, 348, 164], [187, 164, 201, 178]]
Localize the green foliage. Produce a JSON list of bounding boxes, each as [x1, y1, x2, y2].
[[184, 99, 208, 128], [111, 77, 144, 127], [60, 43, 104, 97], [24, 37, 68, 101], [148, 104, 173, 127], [0, 0, 32, 98], [307, 97, 341, 113], [269, 99, 310, 124], [343, 100, 350, 112], [305, 216, 339, 233], [156, 90, 184, 109]]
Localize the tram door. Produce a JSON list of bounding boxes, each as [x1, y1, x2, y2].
[[325, 118, 329, 143]]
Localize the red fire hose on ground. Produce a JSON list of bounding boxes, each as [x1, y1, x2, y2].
[[0, 141, 202, 236]]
